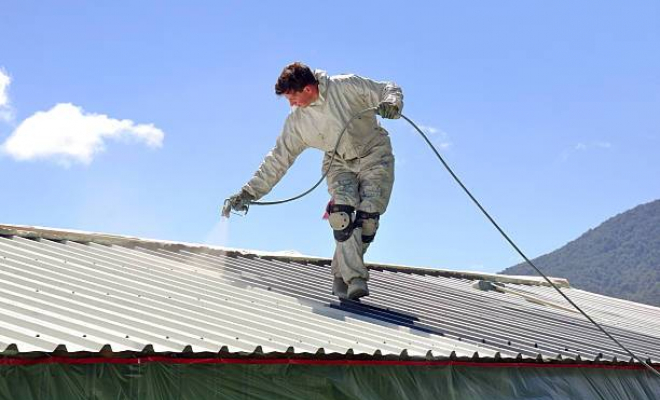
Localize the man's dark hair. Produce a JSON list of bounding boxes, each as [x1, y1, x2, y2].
[[275, 62, 318, 95]]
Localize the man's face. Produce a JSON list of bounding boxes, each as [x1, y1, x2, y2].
[[283, 85, 318, 108]]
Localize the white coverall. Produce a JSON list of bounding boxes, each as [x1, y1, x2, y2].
[[242, 70, 403, 284]]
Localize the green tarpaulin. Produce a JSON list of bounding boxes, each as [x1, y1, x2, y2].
[[1, 359, 658, 399]]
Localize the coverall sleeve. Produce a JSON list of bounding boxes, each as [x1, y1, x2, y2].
[[345, 75, 404, 112], [242, 117, 307, 200]]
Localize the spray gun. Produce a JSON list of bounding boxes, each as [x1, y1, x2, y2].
[[221, 198, 250, 218], [221, 199, 233, 218]]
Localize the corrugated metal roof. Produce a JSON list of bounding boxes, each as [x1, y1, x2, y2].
[[0, 224, 659, 365]]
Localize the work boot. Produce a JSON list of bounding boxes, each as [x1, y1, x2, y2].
[[347, 278, 369, 300], [332, 276, 348, 299]]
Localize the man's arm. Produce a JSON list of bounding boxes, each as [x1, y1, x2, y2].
[[241, 116, 307, 200], [344, 75, 404, 118]]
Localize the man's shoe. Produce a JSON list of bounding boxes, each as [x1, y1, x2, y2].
[[333, 276, 348, 299], [347, 278, 369, 300]]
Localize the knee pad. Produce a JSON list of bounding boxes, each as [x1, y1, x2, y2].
[[327, 204, 355, 242], [356, 211, 380, 243]]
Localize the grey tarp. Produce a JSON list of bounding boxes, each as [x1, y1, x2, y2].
[[1, 358, 659, 399]]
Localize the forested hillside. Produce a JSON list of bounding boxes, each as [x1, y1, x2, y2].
[[502, 200, 660, 306]]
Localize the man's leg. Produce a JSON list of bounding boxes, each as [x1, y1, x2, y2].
[[331, 228, 369, 281], [356, 142, 395, 255], [324, 157, 364, 298], [341, 151, 393, 300], [325, 143, 394, 300]]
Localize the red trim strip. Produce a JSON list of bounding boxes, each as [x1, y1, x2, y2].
[[0, 356, 656, 371]]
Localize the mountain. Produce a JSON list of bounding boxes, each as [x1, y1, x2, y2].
[[501, 199, 660, 307]]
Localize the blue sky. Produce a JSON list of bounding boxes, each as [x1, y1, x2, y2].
[[1, 1, 658, 273]]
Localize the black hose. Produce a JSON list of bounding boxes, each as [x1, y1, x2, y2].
[[249, 108, 660, 378], [401, 113, 660, 378]]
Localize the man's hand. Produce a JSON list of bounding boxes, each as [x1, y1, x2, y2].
[[377, 101, 401, 119], [222, 189, 255, 218]]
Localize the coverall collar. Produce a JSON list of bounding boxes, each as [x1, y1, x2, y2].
[[310, 69, 329, 106]]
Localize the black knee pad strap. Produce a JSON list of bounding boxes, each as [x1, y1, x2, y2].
[[327, 204, 355, 242], [356, 211, 380, 243]]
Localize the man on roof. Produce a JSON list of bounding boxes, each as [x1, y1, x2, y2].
[[225, 62, 403, 300]]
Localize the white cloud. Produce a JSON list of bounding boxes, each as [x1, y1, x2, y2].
[[1, 103, 164, 166], [0, 68, 13, 121], [415, 124, 451, 149], [0, 69, 10, 107], [560, 141, 613, 161], [574, 142, 611, 151], [419, 125, 438, 135], [594, 141, 612, 149]]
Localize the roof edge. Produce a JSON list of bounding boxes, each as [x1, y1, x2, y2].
[[0, 223, 569, 288], [0, 352, 652, 370]]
